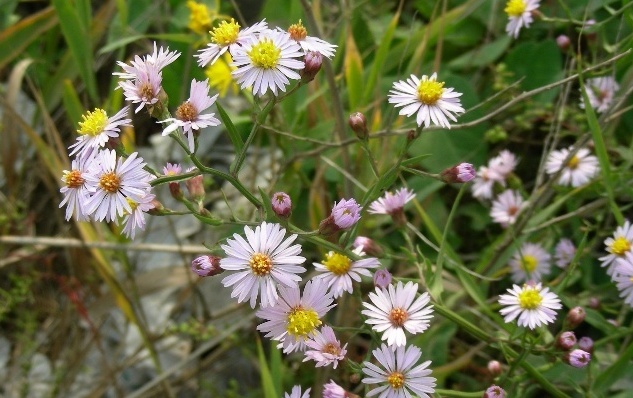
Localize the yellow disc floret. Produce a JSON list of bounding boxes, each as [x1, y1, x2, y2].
[[211, 18, 240, 46], [286, 306, 321, 338], [505, 0, 527, 17], [520, 255, 538, 272], [205, 54, 238, 97], [389, 307, 409, 327], [248, 39, 281, 69], [249, 253, 273, 276], [322, 252, 352, 275], [610, 237, 631, 256], [78, 109, 108, 137], [126, 197, 139, 212], [387, 372, 405, 389], [567, 155, 580, 170], [417, 77, 445, 105], [518, 287, 543, 310], [64, 170, 84, 188], [99, 172, 121, 193]]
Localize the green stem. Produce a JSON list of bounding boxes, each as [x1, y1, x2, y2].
[[433, 302, 493, 343], [434, 390, 484, 398]]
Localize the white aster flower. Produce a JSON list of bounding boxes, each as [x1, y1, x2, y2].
[[303, 325, 347, 369], [581, 76, 619, 114], [231, 29, 305, 96], [368, 187, 415, 215], [159, 78, 220, 152], [509, 242, 551, 283], [504, 0, 540, 38], [59, 149, 96, 221], [545, 147, 599, 187], [362, 343, 436, 398], [313, 250, 380, 298], [83, 150, 153, 222], [498, 283, 562, 329], [554, 238, 576, 268], [388, 73, 464, 129], [220, 222, 306, 308], [361, 281, 434, 347], [256, 278, 335, 354], [121, 192, 156, 239], [614, 252, 633, 307], [68, 107, 131, 157], [285, 20, 337, 58], [600, 220, 633, 276], [490, 190, 525, 227], [195, 18, 268, 67], [284, 385, 310, 398]]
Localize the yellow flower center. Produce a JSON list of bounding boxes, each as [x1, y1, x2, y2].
[[505, 0, 526, 17], [567, 155, 580, 170], [517, 287, 542, 310], [387, 372, 405, 389], [288, 20, 307, 41], [205, 53, 237, 98], [78, 109, 108, 137], [322, 252, 352, 276], [389, 307, 409, 327], [287, 307, 321, 338], [417, 78, 445, 105], [248, 39, 281, 69], [64, 169, 84, 188], [211, 18, 240, 46], [99, 172, 120, 193], [249, 253, 273, 276], [126, 197, 139, 212], [610, 237, 631, 256], [187, 0, 212, 35], [176, 101, 198, 122], [521, 255, 538, 272]]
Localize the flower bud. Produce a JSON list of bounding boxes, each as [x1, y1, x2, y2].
[[441, 162, 476, 183], [578, 337, 593, 353], [191, 255, 223, 277], [185, 174, 205, 202], [582, 19, 597, 42], [319, 198, 362, 235], [169, 182, 184, 200], [271, 192, 292, 218], [354, 236, 383, 257], [565, 306, 586, 329], [556, 331, 577, 351], [483, 385, 506, 398], [487, 360, 502, 377], [323, 380, 360, 398], [563, 349, 591, 368], [147, 199, 164, 214], [301, 51, 323, 82], [556, 35, 571, 51], [588, 297, 600, 309], [373, 269, 392, 289], [349, 112, 368, 140]]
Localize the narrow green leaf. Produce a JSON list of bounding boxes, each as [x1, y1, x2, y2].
[[76, 0, 92, 32], [362, 10, 399, 103], [0, 7, 58, 70], [62, 80, 84, 129], [217, 102, 244, 153], [256, 337, 278, 398], [259, 187, 274, 220], [401, 154, 433, 167], [344, 29, 363, 111], [594, 343, 633, 392]]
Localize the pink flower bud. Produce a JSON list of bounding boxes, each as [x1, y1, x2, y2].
[[566, 306, 586, 329], [373, 269, 392, 289], [191, 255, 223, 277], [578, 337, 593, 353], [349, 112, 368, 139], [588, 297, 600, 309], [185, 174, 205, 201], [301, 51, 323, 82], [556, 331, 577, 351], [441, 162, 476, 183], [319, 198, 362, 235], [487, 360, 502, 377], [556, 35, 571, 51], [563, 349, 591, 368], [483, 385, 506, 398], [271, 192, 292, 218]]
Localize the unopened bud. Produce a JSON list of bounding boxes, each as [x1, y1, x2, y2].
[[578, 337, 593, 353], [271, 192, 292, 218], [582, 19, 597, 42], [349, 112, 368, 140], [556, 35, 571, 52], [191, 255, 223, 277], [556, 331, 577, 351], [566, 306, 586, 329], [441, 162, 476, 183], [487, 360, 502, 377], [354, 236, 383, 257], [148, 199, 164, 214], [169, 182, 183, 200], [588, 297, 600, 309], [483, 385, 506, 398], [301, 51, 323, 82], [185, 174, 205, 202], [373, 269, 392, 289], [563, 349, 591, 368]]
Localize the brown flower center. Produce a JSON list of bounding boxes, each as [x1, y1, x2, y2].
[[176, 101, 198, 122]]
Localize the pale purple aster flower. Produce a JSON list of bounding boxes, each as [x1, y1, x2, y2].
[[361, 281, 434, 347], [69, 107, 131, 157], [331, 198, 362, 229], [368, 188, 415, 215], [121, 192, 156, 239], [373, 269, 392, 289], [191, 255, 222, 277], [599, 220, 633, 276], [313, 251, 380, 298], [145, 42, 181, 70], [484, 385, 507, 398], [285, 20, 337, 58], [388, 73, 464, 129], [554, 238, 576, 268], [613, 252, 633, 307], [195, 18, 268, 67], [564, 349, 591, 368], [271, 192, 292, 218], [362, 343, 436, 398], [115, 42, 180, 80], [581, 76, 619, 113], [509, 242, 551, 283], [159, 78, 220, 152], [163, 162, 182, 176], [491, 189, 525, 227], [284, 385, 311, 398], [231, 29, 305, 97], [83, 150, 153, 222], [489, 150, 518, 178], [220, 222, 306, 308], [118, 65, 163, 113], [498, 283, 562, 329], [303, 325, 347, 369], [471, 166, 504, 200], [322, 380, 348, 398], [59, 149, 96, 221], [545, 147, 599, 187], [256, 278, 335, 354], [504, 0, 540, 38]]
